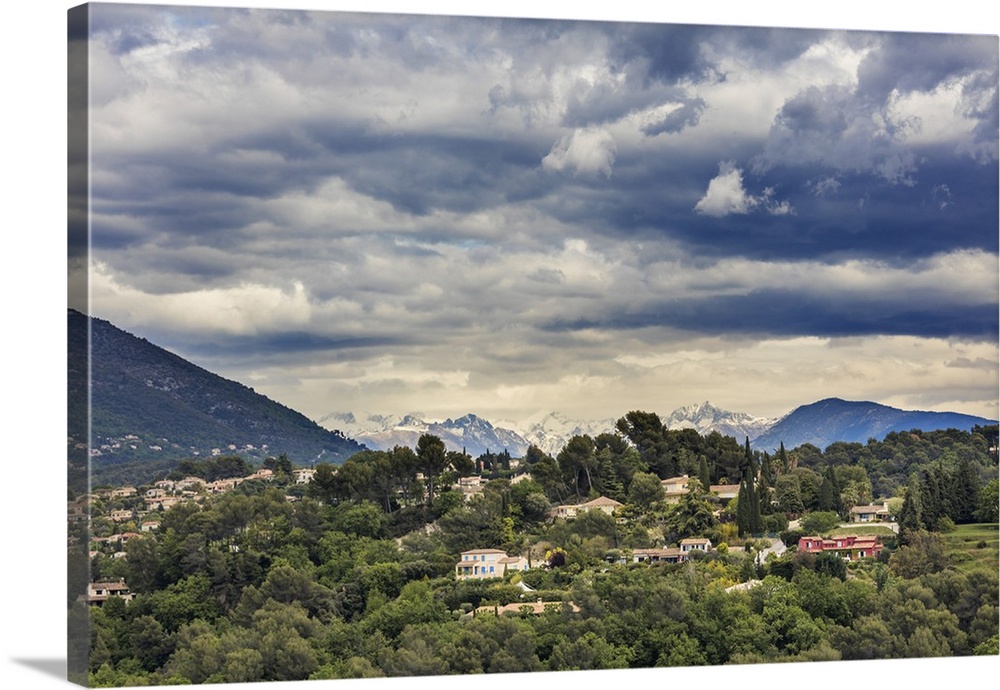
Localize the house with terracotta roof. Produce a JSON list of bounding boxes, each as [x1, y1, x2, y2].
[[797, 534, 883, 561], [175, 477, 207, 491], [206, 478, 244, 493], [455, 549, 530, 580], [661, 475, 691, 504], [112, 532, 142, 546], [627, 547, 689, 564], [68, 501, 89, 523], [551, 496, 623, 519], [709, 484, 740, 501], [145, 495, 184, 512], [82, 579, 134, 606]]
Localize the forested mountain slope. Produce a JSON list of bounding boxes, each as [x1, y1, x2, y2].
[[69, 309, 363, 485]]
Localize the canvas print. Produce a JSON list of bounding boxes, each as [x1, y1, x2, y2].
[[67, 2, 1000, 687]]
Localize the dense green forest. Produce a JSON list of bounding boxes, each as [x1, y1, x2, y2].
[[71, 415, 999, 686]]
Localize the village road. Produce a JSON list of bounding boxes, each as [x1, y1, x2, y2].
[[760, 538, 786, 559]]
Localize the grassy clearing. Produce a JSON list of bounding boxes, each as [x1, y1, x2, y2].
[[942, 523, 999, 574]]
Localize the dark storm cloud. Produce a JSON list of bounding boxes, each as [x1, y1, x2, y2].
[[775, 86, 851, 136], [330, 134, 551, 217], [607, 23, 717, 85], [542, 290, 998, 340], [88, 9, 997, 268], [68, 6, 90, 262], [856, 32, 998, 100], [679, 157, 1000, 261], [717, 25, 823, 66], [168, 331, 412, 358]]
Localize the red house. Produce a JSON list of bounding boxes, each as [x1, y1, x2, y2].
[[797, 534, 883, 561]]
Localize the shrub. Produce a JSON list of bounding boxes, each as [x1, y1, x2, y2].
[[799, 511, 841, 535]]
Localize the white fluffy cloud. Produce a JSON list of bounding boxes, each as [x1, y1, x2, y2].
[[694, 162, 753, 216], [694, 162, 792, 216], [542, 127, 618, 177]]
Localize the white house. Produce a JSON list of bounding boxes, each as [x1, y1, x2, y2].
[[850, 502, 891, 523], [83, 579, 135, 606], [293, 468, 316, 484], [679, 537, 712, 553]]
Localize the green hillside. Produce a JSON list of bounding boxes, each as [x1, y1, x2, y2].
[[68, 309, 364, 485]]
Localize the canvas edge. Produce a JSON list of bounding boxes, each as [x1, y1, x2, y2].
[[67, 2, 92, 686]]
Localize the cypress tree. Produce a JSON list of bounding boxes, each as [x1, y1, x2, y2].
[[738, 463, 763, 536], [759, 452, 774, 515], [750, 476, 763, 533], [952, 455, 980, 523], [819, 466, 841, 514], [737, 473, 751, 537], [898, 475, 924, 544], [698, 454, 711, 493], [920, 469, 942, 531]]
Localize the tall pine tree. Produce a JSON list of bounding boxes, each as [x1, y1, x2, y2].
[[777, 442, 790, 472]]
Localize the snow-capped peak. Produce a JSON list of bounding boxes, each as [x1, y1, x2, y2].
[[664, 401, 776, 441]]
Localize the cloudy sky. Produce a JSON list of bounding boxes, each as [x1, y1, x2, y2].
[[73, 0, 999, 428]]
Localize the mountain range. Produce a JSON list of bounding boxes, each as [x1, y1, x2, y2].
[[664, 401, 777, 442], [319, 411, 534, 459], [321, 399, 996, 458], [71, 308, 996, 487]]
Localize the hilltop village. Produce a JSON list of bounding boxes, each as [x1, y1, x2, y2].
[[69, 423, 999, 686]]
